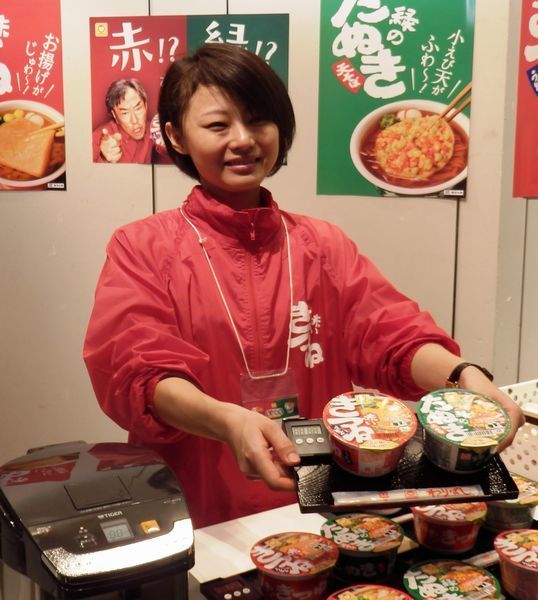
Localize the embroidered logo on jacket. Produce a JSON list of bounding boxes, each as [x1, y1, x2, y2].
[[290, 301, 324, 368]]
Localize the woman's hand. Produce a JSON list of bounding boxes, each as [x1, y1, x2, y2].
[[458, 366, 525, 451], [220, 405, 301, 491]]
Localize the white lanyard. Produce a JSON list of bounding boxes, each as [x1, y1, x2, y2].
[[180, 205, 294, 380]]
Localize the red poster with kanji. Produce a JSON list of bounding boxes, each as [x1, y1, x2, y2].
[[0, 0, 66, 190], [514, 1, 538, 197], [89, 16, 187, 165]]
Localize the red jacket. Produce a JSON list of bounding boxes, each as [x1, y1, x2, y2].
[[83, 186, 459, 528]]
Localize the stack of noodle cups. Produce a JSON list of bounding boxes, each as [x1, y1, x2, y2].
[[494, 528, 538, 600], [410, 502, 487, 554], [403, 559, 502, 600], [485, 473, 538, 532], [327, 583, 413, 600], [320, 513, 404, 584], [249, 531, 338, 600]]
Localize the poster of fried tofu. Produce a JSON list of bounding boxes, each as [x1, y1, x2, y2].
[[0, 0, 66, 191]]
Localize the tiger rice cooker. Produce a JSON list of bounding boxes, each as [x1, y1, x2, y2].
[[0, 441, 194, 598]]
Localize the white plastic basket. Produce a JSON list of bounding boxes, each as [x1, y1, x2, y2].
[[499, 379, 538, 480]]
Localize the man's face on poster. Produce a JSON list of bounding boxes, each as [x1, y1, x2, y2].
[[112, 86, 147, 141]]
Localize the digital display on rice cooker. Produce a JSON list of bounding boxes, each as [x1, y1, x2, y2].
[[100, 518, 134, 543]]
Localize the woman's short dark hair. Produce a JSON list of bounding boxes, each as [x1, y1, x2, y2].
[[105, 79, 147, 114], [158, 43, 295, 180]]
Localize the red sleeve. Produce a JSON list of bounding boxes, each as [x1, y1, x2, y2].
[[83, 224, 209, 443], [336, 229, 460, 400]]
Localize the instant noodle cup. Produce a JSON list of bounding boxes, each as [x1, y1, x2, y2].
[[322, 391, 417, 477], [320, 513, 403, 583], [403, 559, 502, 600], [494, 528, 538, 600], [417, 389, 510, 473], [485, 473, 538, 532], [249, 531, 338, 600], [411, 502, 487, 554], [328, 583, 413, 600]]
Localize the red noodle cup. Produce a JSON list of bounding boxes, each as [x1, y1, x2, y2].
[[417, 389, 509, 473], [250, 532, 338, 600], [320, 513, 403, 583], [403, 559, 502, 600], [494, 529, 538, 600], [328, 583, 413, 600], [485, 474, 537, 532], [322, 391, 417, 477], [411, 502, 486, 554]]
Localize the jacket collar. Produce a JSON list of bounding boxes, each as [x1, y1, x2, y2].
[[181, 185, 282, 246]]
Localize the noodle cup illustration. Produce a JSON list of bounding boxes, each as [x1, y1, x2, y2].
[[250, 531, 338, 600], [328, 583, 413, 600], [403, 559, 502, 600], [322, 391, 417, 477], [485, 473, 538, 532], [416, 388, 510, 473], [410, 502, 487, 554], [320, 513, 403, 583], [494, 529, 538, 600], [0, 99, 65, 189], [350, 99, 469, 196]]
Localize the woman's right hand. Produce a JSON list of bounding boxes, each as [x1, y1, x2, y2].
[[220, 405, 301, 491]]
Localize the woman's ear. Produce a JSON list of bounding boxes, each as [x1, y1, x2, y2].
[[165, 122, 188, 154]]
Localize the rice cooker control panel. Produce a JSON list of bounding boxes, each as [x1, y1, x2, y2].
[[283, 418, 332, 464]]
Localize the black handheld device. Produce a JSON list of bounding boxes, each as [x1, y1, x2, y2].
[[282, 417, 332, 464]]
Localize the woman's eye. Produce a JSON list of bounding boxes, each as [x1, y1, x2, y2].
[[207, 122, 227, 131]]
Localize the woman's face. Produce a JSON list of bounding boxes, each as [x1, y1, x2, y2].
[[166, 85, 279, 208]]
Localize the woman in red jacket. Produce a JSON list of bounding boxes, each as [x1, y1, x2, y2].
[[83, 44, 524, 528]]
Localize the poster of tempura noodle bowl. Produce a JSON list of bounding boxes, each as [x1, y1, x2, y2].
[[349, 99, 469, 196]]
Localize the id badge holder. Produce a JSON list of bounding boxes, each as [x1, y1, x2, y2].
[[240, 369, 299, 422]]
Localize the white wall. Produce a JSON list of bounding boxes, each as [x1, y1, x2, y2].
[[0, 0, 536, 467]]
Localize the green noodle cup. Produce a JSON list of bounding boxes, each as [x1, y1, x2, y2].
[[485, 474, 538, 532], [328, 583, 413, 600], [403, 559, 502, 600], [417, 389, 510, 473], [250, 531, 338, 600], [320, 513, 403, 583]]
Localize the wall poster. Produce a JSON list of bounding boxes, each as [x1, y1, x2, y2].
[[513, 0, 538, 198], [317, 0, 476, 198], [89, 15, 289, 165], [0, 0, 66, 191]]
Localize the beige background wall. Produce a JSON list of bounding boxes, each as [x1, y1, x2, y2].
[[0, 0, 536, 467]]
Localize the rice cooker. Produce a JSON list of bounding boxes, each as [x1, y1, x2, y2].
[[0, 441, 194, 598]]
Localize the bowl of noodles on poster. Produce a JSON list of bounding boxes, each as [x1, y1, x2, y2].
[[350, 99, 469, 196]]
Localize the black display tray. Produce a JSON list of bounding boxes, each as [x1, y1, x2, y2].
[[294, 431, 518, 513]]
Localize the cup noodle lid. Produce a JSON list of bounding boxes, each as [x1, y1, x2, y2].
[[417, 389, 510, 449], [321, 513, 403, 554], [494, 529, 538, 572], [411, 502, 487, 523], [250, 532, 339, 578], [328, 584, 413, 600], [403, 559, 502, 599], [322, 391, 417, 451]]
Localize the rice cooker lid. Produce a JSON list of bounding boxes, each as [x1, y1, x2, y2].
[[417, 389, 509, 448], [250, 531, 338, 577], [411, 502, 487, 523], [494, 529, 538, 571], [403, 560, 502, 600], [322, 391, 416, 450], [321, 513, 403, 553]]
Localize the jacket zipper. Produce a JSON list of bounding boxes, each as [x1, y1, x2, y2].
[[246, 216, 262, 370]]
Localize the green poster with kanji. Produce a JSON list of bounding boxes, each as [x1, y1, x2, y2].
[[317, 0, 475, 198], [187, 15, 289, 85]]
